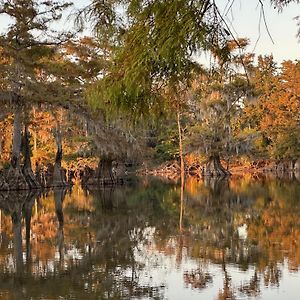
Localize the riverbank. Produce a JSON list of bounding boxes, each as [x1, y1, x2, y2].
[[138, 159, 300, 180]]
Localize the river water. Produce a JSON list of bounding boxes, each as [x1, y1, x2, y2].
[[0, 175, 300, 299]]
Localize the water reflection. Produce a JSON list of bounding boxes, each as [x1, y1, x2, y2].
[[0, 177, 299, 299]]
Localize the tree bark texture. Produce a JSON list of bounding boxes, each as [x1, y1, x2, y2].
[[52, 124, 67, 187], [202, 154, 231, 177], [11, 104, 22, 169], [22, 125, 40, 189], [5, 104, 28, 190], [97, 157, 116, 184]]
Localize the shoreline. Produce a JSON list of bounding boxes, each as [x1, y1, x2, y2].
[[137, 160, 300, 181]]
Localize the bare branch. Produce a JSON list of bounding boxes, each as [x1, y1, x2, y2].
[[258, 0, 275, 44]]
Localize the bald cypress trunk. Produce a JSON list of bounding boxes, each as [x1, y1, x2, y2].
[[6, 104, 28, 190], [202, 154, 231, 177], [52, 124, 67, 187], [22, 125, 40, 189], [11, 104, 22, 169], [97, 157, 116, 185]]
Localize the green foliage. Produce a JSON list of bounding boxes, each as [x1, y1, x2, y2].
[[154, 123, 180, 161], [83, 0, 229, 119], [0, 0, 78, 105], [187, 43, 253, 159], [86, 74, 165, 121], [270, 129, 300, 159]]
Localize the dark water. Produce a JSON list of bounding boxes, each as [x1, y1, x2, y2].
[[0, 176, 300, 299]]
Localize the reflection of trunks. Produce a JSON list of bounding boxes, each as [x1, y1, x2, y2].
[[0, 178, 299, 299]]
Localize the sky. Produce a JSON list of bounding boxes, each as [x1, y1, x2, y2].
[[215, 0, 300, 63], [1, 0, 300, 63]]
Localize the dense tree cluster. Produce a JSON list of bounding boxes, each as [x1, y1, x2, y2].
[[0, 0, 300, 190]]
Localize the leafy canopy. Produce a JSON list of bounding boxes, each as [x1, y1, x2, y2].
[[83, 0, 231, 118], [0, 0, 77, 104]]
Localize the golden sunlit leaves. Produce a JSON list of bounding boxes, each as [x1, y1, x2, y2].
[[244, 57, 300, 159]]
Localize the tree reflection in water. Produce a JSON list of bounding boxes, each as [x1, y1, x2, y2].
[[54, 187, 66, 263], [0, 183, 169, 299], [0, 177, 299, 299]]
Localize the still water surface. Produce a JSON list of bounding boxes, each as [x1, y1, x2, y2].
[[0, 176, 300, 299]]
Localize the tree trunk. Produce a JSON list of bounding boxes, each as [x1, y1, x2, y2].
[[177, 110, 185, 232], [6, 105, 28, 190], [202, 154, 231, 177], [97, 157, 116, 185], [294, 158, 300, 171], [52, 124, 67, 187], [0, 171, 9, 191], [11, 104, 22, 169], [22, 125, 40, 189]]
